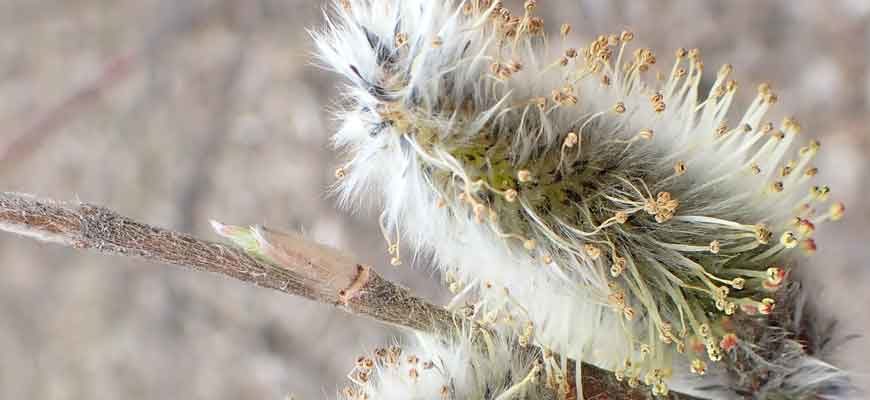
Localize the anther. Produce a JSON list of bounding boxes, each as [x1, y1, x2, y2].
[[750, 163, 762, 175], [783, 117, 801, 134], [563, 132, 579, 148], [754, 224, 772, 244], [719, 334, 738, 352], [769, 181, 784, 193], [709, 240, 721, 254], [524, 0, 537, 12], [613, 102, 627, 114], [623, 306, 635, 320], [674, 160, 687, 176], [517, 169, 533, 182], [335, 167, 347, 179], [830, 202, 845, 221], [759, 298, 775, 315], [523, 239, 537, 250], [610, 257, 626, 277], [798, 219, 815, 236], [690, 359, 707, 375], [812, 185, 831, 200], [584, 244, 602, 259], [639, 128, 654, 140], [395, 32, 409, 48], [801, 238, 817, 255], [780, 231, 798, 248], [615, 212, 629, 224]]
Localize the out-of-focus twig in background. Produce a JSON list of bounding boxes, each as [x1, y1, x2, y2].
[[0, 1, 867, 398]]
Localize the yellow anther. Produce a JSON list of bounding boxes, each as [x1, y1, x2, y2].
[[830, 202, 845, 221], [780, 231, 798, 248], [395, 32, 409, 48], [584, 244, 602, 259], [754, 224, 772, 244], [523, 239, 537, 250], [783, 117, 801, 134], [615, 212, 629, 224], [709, 240, 721, 254], [334, 167, 347, 179], [690, 359, 707, 375], [812, 185, 831, 200], [517, 169, 533, 182], [504, 189, 518, 203], [563, 132, 579, 148], [726, 79, 738, 92], [638, 128, 654, 140], [715, 123, 729, 137], [750, 163, 762, 175], [652, 382, 669, 396], [673, 160, 687, 176], [613, 102, 626, 114], [610, 257, 626, 277], [524, 0, 537, 12], [769, 181, 784, 193]]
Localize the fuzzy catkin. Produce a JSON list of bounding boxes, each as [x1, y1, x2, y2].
[[314, 1, 850, 398], [338, 331, 556, 400]]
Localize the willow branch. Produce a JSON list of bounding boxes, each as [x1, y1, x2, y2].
[[0, 192, 700, 399]]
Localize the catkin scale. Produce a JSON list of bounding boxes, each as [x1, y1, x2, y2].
[[314, 1, 849, 398]]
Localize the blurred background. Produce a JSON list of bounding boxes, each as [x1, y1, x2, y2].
[[0, 0, 867, 398]]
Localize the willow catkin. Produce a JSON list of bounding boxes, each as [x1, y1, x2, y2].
[[313, 1, 849, 398]]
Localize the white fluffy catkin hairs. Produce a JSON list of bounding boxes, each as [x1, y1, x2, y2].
[[337, 331, 557, 400], [314, 0, 852, 398]]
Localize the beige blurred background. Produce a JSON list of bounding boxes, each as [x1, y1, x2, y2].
[[0, 1, 867, 398]]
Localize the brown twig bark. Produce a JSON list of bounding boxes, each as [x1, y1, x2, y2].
[[0, 192, 700, 399]]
